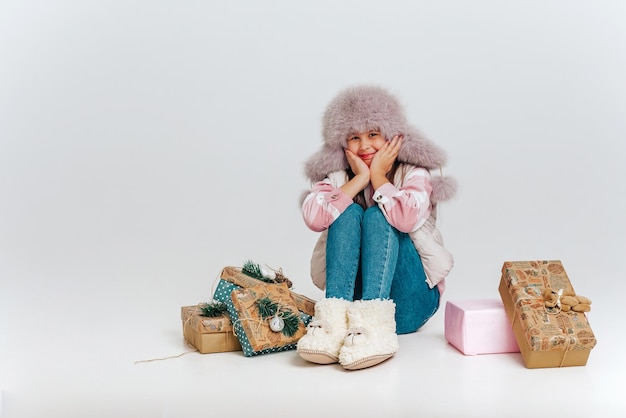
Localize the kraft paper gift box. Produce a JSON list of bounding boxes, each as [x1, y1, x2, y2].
[[498, 260, 597, 368], [444, 299, 519, 355], [213, 279, 312, 357], [181, 305, 242, 354], [219, 266, 316, 317], [231, 282, 307, 355]]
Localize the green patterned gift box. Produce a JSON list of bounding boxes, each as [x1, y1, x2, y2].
[[213, 279, 312, 357]]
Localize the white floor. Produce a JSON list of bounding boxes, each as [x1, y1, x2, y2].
[[1, 278, 623, 418]]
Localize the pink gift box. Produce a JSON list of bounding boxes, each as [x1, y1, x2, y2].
[[444, 299, 519, 356]]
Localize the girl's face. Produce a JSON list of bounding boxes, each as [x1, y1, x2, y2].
[[345, 130, 387, 166]]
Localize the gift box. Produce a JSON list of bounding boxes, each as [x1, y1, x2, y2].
[[444, 299, 519, 355], [181, 305, 242, 354], [213, 279, 312, 357], [220, 266, 316, 316], [231, 282, 307, 352], [498, 260, 597, 368]]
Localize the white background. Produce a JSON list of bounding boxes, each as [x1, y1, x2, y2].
[[1, 1, 625, 417]]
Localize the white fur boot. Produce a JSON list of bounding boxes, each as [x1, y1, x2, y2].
[[339, 299, 399, 370], [296, 298, 350, 364]]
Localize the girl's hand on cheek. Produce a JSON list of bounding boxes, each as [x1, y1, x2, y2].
[[371, 135, 403, 175], [346, 149, 370, 178], [344, 149, 371, 193]]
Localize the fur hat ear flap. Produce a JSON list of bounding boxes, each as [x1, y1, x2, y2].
[[397, 127, 447, 170], [304, 145, 349, 183], [430, 176, 458, 204]]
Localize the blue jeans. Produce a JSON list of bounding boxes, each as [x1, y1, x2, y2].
[[325, 203, 440, 334]]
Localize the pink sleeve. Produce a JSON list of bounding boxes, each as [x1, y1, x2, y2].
[[371, 167, 432, 233], [301, 180, 354, 232]]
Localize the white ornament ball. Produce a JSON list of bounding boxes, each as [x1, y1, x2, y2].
[[269, 315, 284, 332]]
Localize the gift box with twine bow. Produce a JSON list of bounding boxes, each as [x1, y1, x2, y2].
[[181, 305, 242, 354], [219, 266, 316, 316], [498, 260, 597, 368], [214, 279, 311, 357]]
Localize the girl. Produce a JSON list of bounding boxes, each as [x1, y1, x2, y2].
[[296, 85, 456, 370]]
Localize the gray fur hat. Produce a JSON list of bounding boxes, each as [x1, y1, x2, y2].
[[304, 85, 457, 203]]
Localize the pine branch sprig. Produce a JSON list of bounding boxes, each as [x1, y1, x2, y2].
[[256, 296, 301, 337], [280, 311, 300, 337], [242, 260, 273, 283], [199, 301, 228, 317], [257, 296, 279, 319]]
